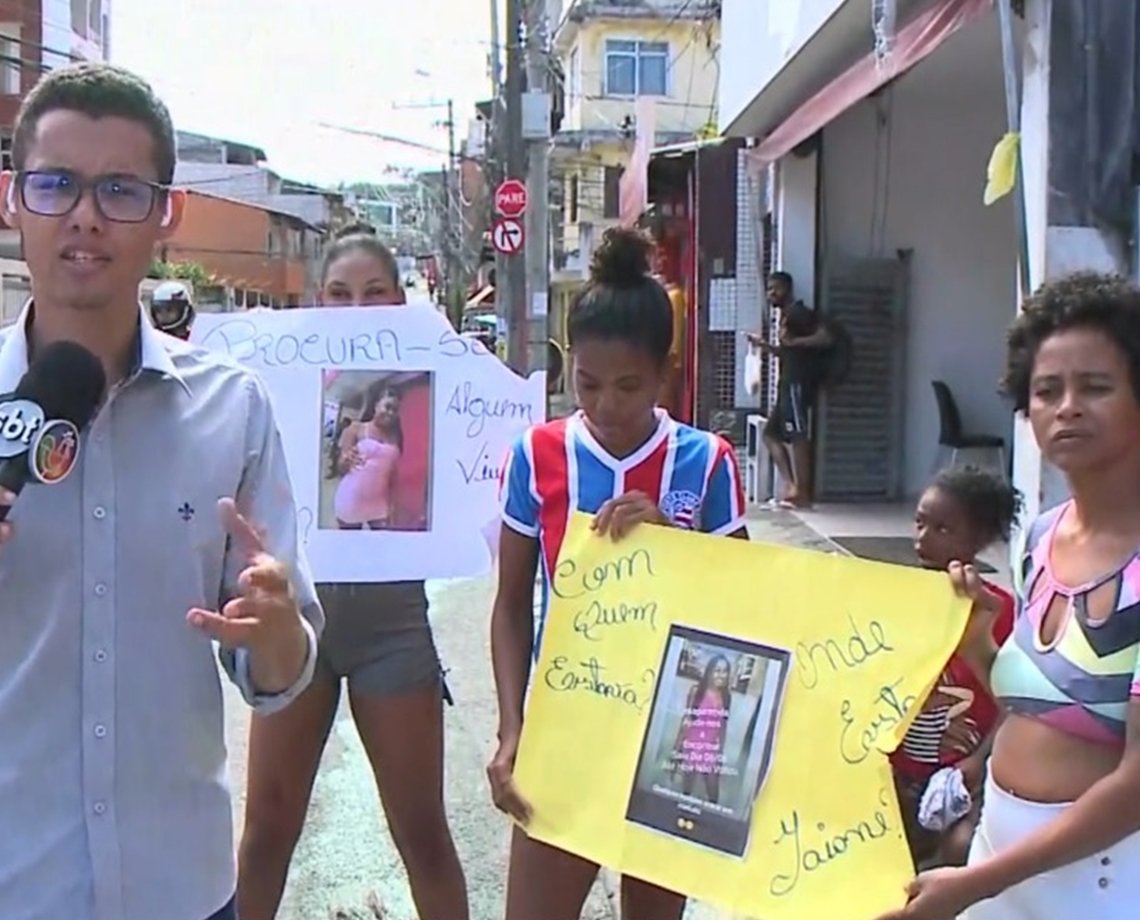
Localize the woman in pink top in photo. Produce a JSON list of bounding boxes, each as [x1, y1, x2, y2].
[[334, 381, 404, 529], [877, 273, 1140, 920], [673, 654, 732, 803], [237, 225, 468, 920]]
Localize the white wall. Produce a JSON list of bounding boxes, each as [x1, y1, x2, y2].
[[776, 151, 818, 305], [821, 26, 1016, 496], [720, 0, 849, 129]]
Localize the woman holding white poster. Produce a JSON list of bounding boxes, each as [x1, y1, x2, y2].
[[488, 228, 749, 920], [236, 225, 469, 920]]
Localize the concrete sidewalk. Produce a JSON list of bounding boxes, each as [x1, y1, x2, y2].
[[223, 508, 835, 919]]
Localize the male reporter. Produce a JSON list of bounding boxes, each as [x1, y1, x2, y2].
[[0, 64, 322, 920]]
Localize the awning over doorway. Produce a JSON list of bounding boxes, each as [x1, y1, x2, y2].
[[746, 0, 993, 170]]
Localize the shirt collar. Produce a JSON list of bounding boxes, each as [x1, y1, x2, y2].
[[0, 300, 190, 396]]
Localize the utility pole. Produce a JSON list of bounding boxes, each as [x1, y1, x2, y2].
[[444, 98, 461, 324], [438, 163, 452, 314], [488, 0, 506, 344], [388, 98, 461, 318], [523, 0, 551, 377], [488, 0, 503, 97], [503, 0, 527, 372]]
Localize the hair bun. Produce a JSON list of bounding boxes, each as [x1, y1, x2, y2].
[[590, 227, 652, 287], [335, 221, 377, 240]]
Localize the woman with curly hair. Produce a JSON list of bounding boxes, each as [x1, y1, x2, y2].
[[878, 272, 1140, 919]]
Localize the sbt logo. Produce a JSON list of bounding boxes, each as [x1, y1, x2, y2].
[[0, 398, 45, 458]]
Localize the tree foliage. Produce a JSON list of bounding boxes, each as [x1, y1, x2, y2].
[[147, 259, 213, 286]]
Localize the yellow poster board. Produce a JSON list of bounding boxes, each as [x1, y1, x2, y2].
[[514, 514, 970, 919]]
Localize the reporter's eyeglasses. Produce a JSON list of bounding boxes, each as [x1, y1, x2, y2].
[[16, 169, 168, 224]]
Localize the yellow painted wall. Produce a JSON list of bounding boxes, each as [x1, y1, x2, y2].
[[554, 15, 719, 293], [563, 17, 720, 135]]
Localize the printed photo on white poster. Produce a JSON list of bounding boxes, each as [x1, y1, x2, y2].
[[319, 369, 434, 532], [192, 303, 545, 582]]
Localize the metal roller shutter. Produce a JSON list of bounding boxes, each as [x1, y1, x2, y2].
[[815, 252, 911, 501]]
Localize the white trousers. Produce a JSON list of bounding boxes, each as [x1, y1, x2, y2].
[[962, 772, 1140, 919]]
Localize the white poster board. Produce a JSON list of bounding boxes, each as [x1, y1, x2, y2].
[[192, 304, 545, 582]]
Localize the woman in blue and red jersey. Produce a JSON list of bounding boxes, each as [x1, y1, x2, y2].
[[487, 227, 748, 920]]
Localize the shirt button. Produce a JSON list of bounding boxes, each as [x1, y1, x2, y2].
[[1099, 877, 1110, 889], [93, 583, 107, 597], [1101, 856, 1112, 866], [93, 724, 107, 739], [93, 801, 106, 816], [92, 506, 106, 520], [93, 649, 107, 663]]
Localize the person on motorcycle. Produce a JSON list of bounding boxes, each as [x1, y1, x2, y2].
[[149, 280, 195, 340]]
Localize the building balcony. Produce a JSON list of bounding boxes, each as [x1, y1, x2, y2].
[[552, 221, 596, 285]]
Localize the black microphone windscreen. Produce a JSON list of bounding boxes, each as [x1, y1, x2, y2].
[[14, 340, 105, 429]]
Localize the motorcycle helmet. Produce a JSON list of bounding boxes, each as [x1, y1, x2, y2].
[[150, 281, 195, 340]]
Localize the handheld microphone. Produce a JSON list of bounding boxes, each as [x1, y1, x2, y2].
[[0, 340, 105, 522]]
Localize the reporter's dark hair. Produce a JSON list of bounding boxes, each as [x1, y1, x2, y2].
[[320, 222, 399, 288], [932, 465, 1023, 544], [567, 226, 672, 363], [1002, 271, 1140, 413], [13, 62, 176, 184]]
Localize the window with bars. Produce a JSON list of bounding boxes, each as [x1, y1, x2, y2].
[[708, 330, 737, 409], [604, 40, 668, 97]]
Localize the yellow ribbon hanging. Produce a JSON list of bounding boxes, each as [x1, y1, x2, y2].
[[983, 131, 1020, 205]]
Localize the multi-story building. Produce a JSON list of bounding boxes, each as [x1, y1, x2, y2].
[[548, 0, 721, 333], [0, 2, 111, 303], [159, 189, 323, 309], [0, 1, 110, 160], [175, 132, 353, 234]]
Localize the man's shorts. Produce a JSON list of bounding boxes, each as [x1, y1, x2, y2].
[[764, 381, 815, 443]]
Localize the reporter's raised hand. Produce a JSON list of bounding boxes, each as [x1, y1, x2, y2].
[[187, 498, 308, 694]]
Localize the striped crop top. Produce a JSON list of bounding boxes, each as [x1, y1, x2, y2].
[[991, 503, 1140, 746]]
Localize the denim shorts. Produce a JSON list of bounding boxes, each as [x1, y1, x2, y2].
[[314, 581, 453, 702]]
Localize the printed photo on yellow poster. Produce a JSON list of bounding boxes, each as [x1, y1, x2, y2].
[[513, 513, 970, 919]]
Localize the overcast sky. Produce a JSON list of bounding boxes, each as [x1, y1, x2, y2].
[[111, 0, 497, 185]]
